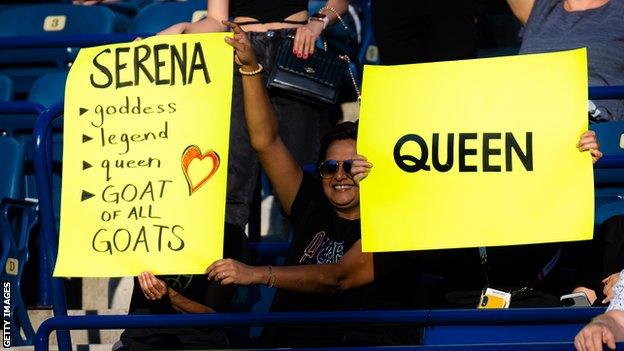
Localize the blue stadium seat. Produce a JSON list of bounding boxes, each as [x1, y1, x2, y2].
[[131, 0, 207, 33], [0, 135, 38, 346], [592, 121, 624, 227], [0, 75, 14, 102], [0, 136, 24, 200], [349, 0, 379, 65], [0, 4, 115, 95], [28, 71, 67, 108]]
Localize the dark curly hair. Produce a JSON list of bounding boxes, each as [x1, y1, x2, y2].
[[318, 121, 358, 162]]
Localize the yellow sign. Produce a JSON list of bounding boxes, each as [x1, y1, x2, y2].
[[358, 49, 593, 252], [56, 33, 233, 276]]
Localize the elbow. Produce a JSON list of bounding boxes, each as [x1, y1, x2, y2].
[[250, 134, 279, 153], [323, 272, 351, 294]]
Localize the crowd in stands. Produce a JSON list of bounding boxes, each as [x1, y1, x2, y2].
[[1, 0, 624, 350]]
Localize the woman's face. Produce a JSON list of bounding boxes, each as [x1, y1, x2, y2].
[[321, 138, 360, 219]]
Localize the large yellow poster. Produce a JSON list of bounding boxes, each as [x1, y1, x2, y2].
[[359, 49, 593, 252], [56, 33, 233, 276]]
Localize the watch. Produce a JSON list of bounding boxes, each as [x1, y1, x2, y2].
[[308, 12, 329, 29]]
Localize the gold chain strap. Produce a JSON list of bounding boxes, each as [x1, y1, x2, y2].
[[339, 55, 361, 103]]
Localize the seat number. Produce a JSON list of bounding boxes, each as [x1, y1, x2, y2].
[[5, 258, 18, 276], [44, 15, 67, 31]]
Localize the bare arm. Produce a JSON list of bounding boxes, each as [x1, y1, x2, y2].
[[137, 272, 216, 314], [168, 288, 216, 314], [226, 22, 302, 214], [158, 0, 228, 35], [506, 0, 535, 25], [206, 240, 373, 293]]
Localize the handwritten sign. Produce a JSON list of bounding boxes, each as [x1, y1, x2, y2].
[[358, 49, 593, 252], [55, 33, 233, 277]]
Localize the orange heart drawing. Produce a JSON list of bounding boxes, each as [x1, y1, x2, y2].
[[181, 145, 220, 195]]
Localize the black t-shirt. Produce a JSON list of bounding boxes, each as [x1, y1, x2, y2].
[[375, 242, 567, 309], [264, 173, 378, 347], [230, 0, 308, 23]]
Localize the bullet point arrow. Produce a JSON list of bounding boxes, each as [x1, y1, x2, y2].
[[82, 134, 92, 143], [79, 107, 88, 116], [82, 161, 92, 170], [81, 190, 95, 202]]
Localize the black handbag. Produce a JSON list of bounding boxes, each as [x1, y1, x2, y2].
[[267, 37, 349, 107]]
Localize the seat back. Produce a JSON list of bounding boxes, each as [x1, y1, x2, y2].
[[28, 71, 67, 108], [0, 75, 14, 102], [0, 4, 115, 95], [592, 121, 624, 227], [0, 136, 24, 200], [131, 0, 207, 33], [0, 4, 116, 36]]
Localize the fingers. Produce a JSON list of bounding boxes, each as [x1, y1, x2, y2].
[[293, 24, 322, 59], [351, 158, 373, 185], [591, 326, 605, 351], [138, 271, 167, 300], [303, 33, 314, 57], [591, 149, 603, 164], [293, 27, 304, 58], [206, 259, 228, 279], [578, 130, 602, 164], [224, 36, 245, 52], [578, 130, 599, 150], [575, 334, 586, 351], [222, 20, 244, 35], [603, 329, 616, 350]]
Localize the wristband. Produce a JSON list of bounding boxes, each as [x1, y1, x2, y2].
[[308, 13, 329, 29]]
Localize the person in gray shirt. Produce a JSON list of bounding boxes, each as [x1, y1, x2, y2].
[[507, 0, 624, 120]]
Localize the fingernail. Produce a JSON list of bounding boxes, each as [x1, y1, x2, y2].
[[297, 53, 302, 58], [303, 54, 308, 59]]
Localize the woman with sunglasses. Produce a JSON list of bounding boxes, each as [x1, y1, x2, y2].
[[208, 20, 604, 344], [204, 21, 384, 347]]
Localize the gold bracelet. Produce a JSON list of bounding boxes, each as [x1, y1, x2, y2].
[[266, 265, 273, 286], [320, 6, 343, 24], [320, 6, 349, 32], [239, 63, 263, 76], [269, 273, 276, 288]]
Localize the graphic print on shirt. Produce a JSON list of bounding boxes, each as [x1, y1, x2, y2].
[[299, 231, 345, 264]]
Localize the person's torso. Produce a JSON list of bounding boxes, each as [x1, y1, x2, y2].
[[520, 0, 624, 119], [230, 0, 308, 24]]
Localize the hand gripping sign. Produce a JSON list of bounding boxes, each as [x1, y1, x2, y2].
[[56, 34, 233, 277], [358, 49, 593, 252]]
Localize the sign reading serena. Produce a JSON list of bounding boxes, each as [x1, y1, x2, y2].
[[358, 49, 594, 252], [56, 34, 233, 277]]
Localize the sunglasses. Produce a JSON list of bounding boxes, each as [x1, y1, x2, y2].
[[318, 159, 353, 178]]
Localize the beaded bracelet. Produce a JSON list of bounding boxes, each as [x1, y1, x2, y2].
[[239, 63, 263, 76]]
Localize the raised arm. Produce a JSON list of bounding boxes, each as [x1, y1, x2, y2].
[[225, 22, 303, 214], [158, 0, 228, 35], [206, 240, 373, 293], [506, 0, 535, 25]]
